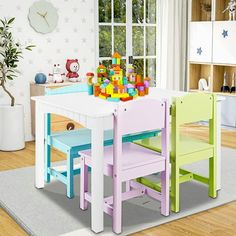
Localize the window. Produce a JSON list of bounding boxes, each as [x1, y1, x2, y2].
[[98, 0, 158, 86]]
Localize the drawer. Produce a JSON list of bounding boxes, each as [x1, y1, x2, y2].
[[51, 120, 83, 132]]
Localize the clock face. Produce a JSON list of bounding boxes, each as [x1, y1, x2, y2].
[[28, 0, 59, 34]]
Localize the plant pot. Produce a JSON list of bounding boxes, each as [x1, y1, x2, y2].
[[0, 104, 25, 151]]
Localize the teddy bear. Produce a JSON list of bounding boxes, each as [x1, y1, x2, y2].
[[65, 59, 81, 82]]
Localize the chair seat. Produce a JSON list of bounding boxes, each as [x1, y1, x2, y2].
[[49, 128, 158, 152], [80, 143, 165, 171], [135, 135, 213, 157], [49, 128, 113, 150]]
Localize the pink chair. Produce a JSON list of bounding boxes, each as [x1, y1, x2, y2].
[[79, 99, 170, 234]]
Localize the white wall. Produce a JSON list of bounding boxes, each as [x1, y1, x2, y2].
[[0, 0, 96, 141]]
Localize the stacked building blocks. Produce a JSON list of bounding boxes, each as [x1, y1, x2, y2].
[[87, 52, 151, 102]]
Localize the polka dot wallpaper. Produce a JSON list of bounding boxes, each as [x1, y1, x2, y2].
[[0, 0, 96, 141]]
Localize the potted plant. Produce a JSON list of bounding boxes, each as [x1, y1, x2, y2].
[[0, 18, 34, 151]]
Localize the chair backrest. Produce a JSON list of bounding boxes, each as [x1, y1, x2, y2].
[[173, 93, 215, 124], [115, 99, 167, 136], [45, 83, 88, 136], [171, 93, 217, 155], [45, 83, 88, 95]]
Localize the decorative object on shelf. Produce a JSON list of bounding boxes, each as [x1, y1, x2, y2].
[[0, 17, 35, 151], [28, 0, 59, 34], [35, 73, 47, 84], [86, 72, 94, 95], [231, 72, 236, 93], [222, 29, 229, 38], [201, 2, 211, 21], [66, 59, 80, 82], [49, 64, 65, 83], [197, 47, 203, 55], [198, 78, 209, 91], [221, 72, 230, 92], [90, 52, 150, 102], [222, 0, 236, 21]]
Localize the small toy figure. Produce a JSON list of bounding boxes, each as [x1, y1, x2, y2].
[[221, 72, 230, 92], [66, 59, 80, 82], [223, 0, 236, 21], [86, 72, 94, 95], [49, 64, 65, 83]]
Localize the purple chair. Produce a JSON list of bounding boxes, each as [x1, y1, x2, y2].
[[79, 99, 170, 234]]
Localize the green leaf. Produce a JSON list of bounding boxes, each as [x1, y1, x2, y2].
[[6, 75, 13, 80], [7, 18, 15, 24]]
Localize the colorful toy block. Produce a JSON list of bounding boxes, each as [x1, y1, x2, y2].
[[87, 52, 152, 102]]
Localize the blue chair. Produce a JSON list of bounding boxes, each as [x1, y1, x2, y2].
[[45, 84, 158, 198]]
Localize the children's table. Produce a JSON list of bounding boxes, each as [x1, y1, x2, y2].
[[32, 88, 223, 233]]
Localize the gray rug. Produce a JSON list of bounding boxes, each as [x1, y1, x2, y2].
[[0, 147, 236, 236]]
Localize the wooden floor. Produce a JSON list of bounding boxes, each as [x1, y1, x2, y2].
[[0, 124, 236, 236]]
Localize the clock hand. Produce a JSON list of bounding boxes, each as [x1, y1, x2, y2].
[[43, 16, 50, 27], [42, 12, 48, 17], [37, 11, 44, 17]]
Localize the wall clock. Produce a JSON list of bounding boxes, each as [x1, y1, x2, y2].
[[28, 0, 59, 34]]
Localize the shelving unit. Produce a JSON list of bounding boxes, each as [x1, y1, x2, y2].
[[191, 0, 212, 21], [188, 0, 236, 127], [215, 0, 229, 21]]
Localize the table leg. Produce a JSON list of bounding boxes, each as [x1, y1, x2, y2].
[[35, 102, 45, 189], [216, 101, 222, 191], [91, 118, 104, 233]]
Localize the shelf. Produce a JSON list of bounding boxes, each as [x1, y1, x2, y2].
[[215, 0, 230, 21], [213, 65, 236, 93], [192, 0, 212, 21], [189, 63, 212, 90]]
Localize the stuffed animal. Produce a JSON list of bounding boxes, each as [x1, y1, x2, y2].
[[66, 59, 80, 82], [49, 64, 65, 83]]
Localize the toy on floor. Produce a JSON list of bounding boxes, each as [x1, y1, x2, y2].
[[87, 52, 151, 102], [49, 64, 65, 83], [66, 59, 80, 82]]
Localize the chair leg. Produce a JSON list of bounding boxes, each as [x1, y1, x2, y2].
[[171, 161, 180, 213], [44, 144, 51, 183], [113, 174, 122, 234], [209, 155, 217, 198], [161, 170, 169, 216], [80, 156, 88, 210], [66, 151, 74, 199], [125, 181, 131, 192]]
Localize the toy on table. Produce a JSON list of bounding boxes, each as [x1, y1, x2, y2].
[[221, 72, 230, 92], [49, 64, 65, 83], [87, 52, 150, 102], [66, 59, 80, 82], [231, 72, 236, 93], [35, 73, 47, 84], [86, 72, 94, 95], [223, 0, 236, 21]]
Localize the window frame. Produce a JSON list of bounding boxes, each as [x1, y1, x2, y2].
[[95, 0, 160, 87]]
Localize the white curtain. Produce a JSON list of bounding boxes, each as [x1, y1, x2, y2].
[[159, 0, 188, 91]]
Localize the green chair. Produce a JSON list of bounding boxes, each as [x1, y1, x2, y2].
[[135, 93, 217, 212]]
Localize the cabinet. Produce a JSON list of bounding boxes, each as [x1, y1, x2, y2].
[[188, 0, 236, 127], [30, 82, 83, 136], [189, 22, 213, 63], [213, 21, 236, 64]]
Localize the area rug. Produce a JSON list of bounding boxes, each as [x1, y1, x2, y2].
[[0, 147, 236, 236]]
